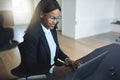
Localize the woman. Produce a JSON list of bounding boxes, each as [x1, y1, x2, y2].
[[17, 0, 80, 79]]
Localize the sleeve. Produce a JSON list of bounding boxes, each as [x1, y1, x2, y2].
[[21, 32, 49, 74], [53, 29, 69, 61], [58, 48, 69, 61]]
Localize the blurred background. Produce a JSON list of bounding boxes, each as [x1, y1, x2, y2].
[[0, 0, 120, 40]]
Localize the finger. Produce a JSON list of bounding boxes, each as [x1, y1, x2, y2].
[[76, 61, 81, 66], [66, 59, 77, 71], [76, 59, 83, 64], [72, 61, 80, 70], [65, 58, 70, 66], [65, 61, 69, 66], [70, 61, 77, 71], [71, 66, 76, 71]]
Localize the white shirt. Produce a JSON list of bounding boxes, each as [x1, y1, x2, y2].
[[41, 24, 56, 73]]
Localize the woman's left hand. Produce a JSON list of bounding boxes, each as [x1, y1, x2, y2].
[[65, 58, 80, 71]]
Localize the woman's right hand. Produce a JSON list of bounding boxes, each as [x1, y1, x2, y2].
[[65, 58, 80, 71]]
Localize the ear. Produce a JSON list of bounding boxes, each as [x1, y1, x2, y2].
[[40, 11, 44, 18]]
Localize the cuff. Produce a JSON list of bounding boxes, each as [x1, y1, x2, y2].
[[49, 66, 55, 74]]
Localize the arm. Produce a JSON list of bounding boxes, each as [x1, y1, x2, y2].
[[54, 29, 80, 71], [53, 29, 68, 61], [22, 32, 50, 74]]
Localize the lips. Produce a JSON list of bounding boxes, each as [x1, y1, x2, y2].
[[51, 24, 55, 27], [50, 25, 55, 29]]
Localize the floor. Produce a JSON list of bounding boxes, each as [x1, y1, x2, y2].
[[13, 25, 120, 79], [58, 31, 120, 60]]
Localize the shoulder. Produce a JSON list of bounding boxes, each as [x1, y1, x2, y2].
[[24, 25, 43, 40]]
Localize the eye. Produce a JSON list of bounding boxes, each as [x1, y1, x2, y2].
[[45, 14, 61, 21], [49, 16, 55, 20]]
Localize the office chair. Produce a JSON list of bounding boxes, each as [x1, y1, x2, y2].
[[11, 43, 48, 80], [0, 46, 21, 79]]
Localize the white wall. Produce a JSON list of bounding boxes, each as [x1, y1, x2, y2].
[[0, 0, 12, 10], [111, 0, 120, 32], [75, 0, 115, 39], [12, 0, 34, 25], [0, 0, 34, 26], [114, 0, 120, 19], [56, 0, 62, 30], [34, 0, 40, 8], [62, 0, 76, 39]]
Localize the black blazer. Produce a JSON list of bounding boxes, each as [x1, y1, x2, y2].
[[18, 24, 68, 75]]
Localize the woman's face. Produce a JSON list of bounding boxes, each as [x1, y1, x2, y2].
[[41, 9, 61, 29]]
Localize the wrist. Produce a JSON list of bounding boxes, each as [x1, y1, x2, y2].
[[65, 58, 71, 66], [65, 58, 69, 62]]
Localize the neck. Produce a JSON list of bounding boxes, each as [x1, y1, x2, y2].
[[41, 21, 49, 29]]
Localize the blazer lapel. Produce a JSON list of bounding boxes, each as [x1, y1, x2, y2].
[[51, 29, 59, 56], [39, 26, 51, 61], [51, 29, 58, 46]]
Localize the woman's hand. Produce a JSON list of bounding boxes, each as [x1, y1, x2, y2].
[[65, 58, 80, 71]]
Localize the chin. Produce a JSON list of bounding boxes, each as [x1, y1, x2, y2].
[[50, 26, 54, 29]]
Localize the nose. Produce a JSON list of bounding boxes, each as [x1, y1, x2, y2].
[[53, 19, 58, 24]]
